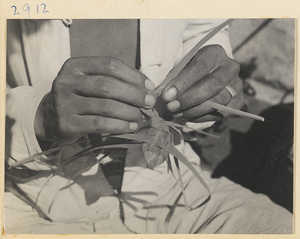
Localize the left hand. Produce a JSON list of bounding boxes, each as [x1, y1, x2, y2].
[[162, 44, 244, 122]]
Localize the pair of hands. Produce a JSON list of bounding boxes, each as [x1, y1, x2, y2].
[[34, 45, 244, 144]]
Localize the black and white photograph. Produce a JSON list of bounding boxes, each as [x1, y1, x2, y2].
[[4, 18, 295, 234]]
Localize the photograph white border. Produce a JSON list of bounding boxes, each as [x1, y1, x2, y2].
[[0, 0, 298, 238]]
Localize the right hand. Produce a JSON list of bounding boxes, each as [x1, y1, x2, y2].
[[34, 56, 156, 144]]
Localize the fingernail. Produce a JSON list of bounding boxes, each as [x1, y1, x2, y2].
[[173, 112, 183, 118], [145, 94, 156, 107], [163, 87, 177, 101], [167, 100, 180, 111], [145, 79, 155, 91], [129, 122, 138, 131]]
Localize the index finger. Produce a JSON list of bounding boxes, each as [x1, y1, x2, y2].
[[162, 45, 228, 102], [61, 56, 155, 91]]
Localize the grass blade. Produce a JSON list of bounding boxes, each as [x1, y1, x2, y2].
[[168, 146, 210, 195]]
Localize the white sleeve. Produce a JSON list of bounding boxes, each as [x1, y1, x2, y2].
[[6, 20, 70, 170], [6, 86, 50, 170]]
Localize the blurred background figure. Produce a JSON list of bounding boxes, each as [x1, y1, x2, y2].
[[193, 19, 294, 212]]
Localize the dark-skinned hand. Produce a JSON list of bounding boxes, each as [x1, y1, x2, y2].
[[162, 44, 244, 123], [34, 56, 156, 144]]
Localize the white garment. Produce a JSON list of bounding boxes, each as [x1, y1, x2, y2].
[[6, 19, 232, 169], [5, 19, 292, 234]]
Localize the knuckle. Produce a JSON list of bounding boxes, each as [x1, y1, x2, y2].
[[174, 78, 189, 94], [104, 56, 121, 73], [210, 76, 223, 92], [185, 91, 196, 106], [99, 100, 113, 115], [236, 78, 244, 92], [130, 87, 143, 105], [194, 56, 208, 72], [200, 45, 211, 52], [52, 77, 72, 98], [98, 78, 114, 96], [194, 47, 211, 66], [201, 44, 223, 55], [218, 90, 229, 104], [92, 117, 104, 130], [52, 78, 65, 94], [229, 60, 241, 74], [61, 57, 80, 73], [59, 57, 86, 79], [62, 57, 74, 69], [211, 44, 226, 56]]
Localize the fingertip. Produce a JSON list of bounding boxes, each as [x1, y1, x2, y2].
[[167, 100, 180, 112], [145, 78, 155, 91], [145, 94, 156, 107], [163, 87, 177, 101]]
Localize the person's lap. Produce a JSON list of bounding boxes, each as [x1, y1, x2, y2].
[[121, 161, 293, 234], [5, 152, 293, 234]]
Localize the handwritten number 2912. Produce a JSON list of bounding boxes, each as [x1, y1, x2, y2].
[[11, 3, 49, 18]]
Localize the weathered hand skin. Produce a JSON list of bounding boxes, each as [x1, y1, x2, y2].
[[34, 56, 156, 144], [162, 44, 244, 123]]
